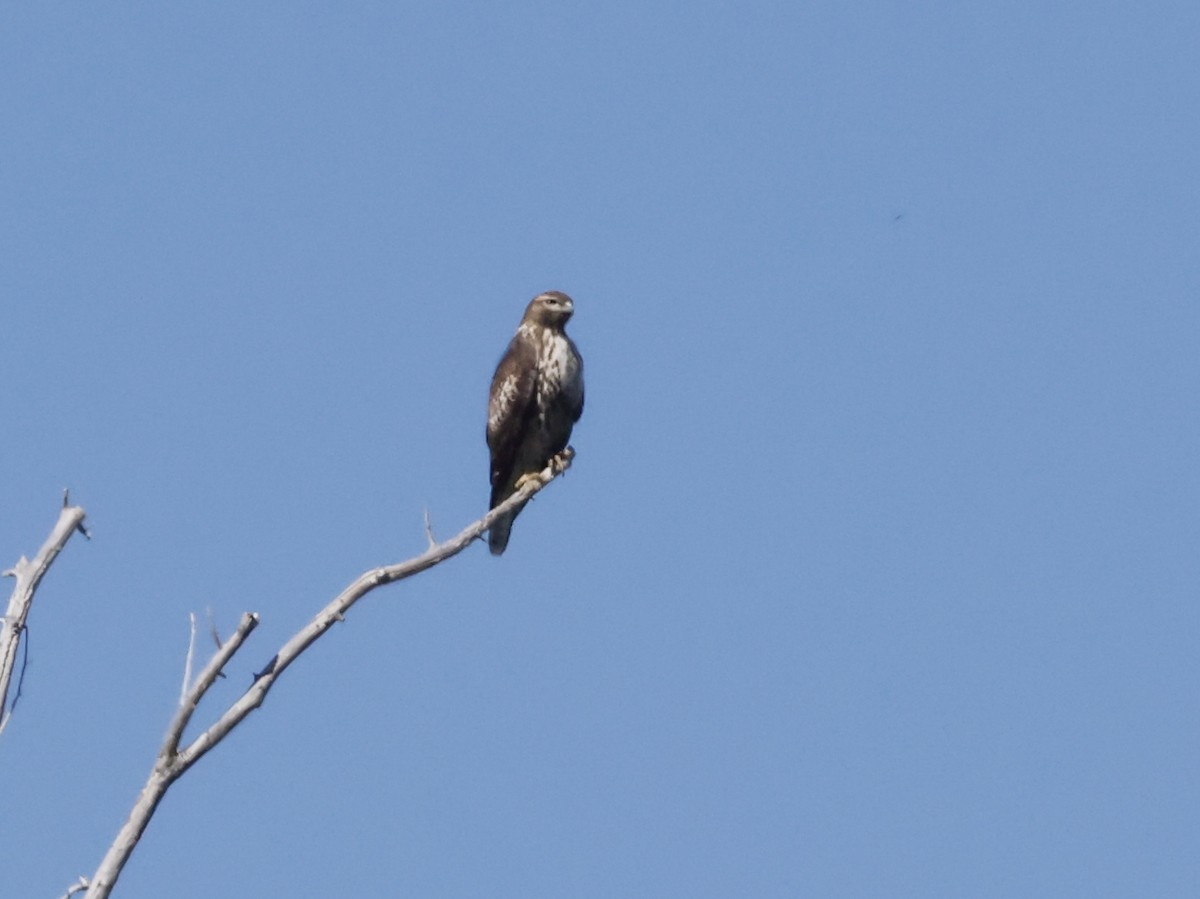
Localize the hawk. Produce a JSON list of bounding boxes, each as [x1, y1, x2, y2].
[[486, 290, 585, 555]]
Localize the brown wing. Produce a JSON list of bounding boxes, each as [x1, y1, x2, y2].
[[486, 330, 538, 509]]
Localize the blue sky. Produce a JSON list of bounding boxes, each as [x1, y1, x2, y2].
[[2, 3, 1198, 897]]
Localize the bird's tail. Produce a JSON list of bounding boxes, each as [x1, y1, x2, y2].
[[488, 512, 513, 555], [487, 499, 528, 556]]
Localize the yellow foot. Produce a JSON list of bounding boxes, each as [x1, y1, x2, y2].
[[515, 448, 575, 491], [514, 470, 541, 491]]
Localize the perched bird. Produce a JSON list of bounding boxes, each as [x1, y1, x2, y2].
[[486, 290, 585, 555]]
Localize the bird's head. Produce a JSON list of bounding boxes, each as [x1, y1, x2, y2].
[[524, 291, 575, 328]]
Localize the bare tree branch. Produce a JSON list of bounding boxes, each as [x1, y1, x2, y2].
[[83, 450, 574, 898], [0, 492, 88, 738]]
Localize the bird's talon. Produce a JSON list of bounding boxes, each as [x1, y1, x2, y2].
[[550, 447, 575, 474]]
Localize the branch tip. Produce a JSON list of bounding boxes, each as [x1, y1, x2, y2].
[[180, 613, 198, 706], [2, 500, 89, 738], [58, 874, 89, 899]]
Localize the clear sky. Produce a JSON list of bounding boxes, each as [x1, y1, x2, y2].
[[2, 3, 1197, 897]]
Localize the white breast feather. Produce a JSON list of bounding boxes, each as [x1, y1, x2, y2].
[[537, 333, 580, 422]]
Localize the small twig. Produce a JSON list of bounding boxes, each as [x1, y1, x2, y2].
[[204, 608, 228, 680], [59, 875, 90, 898], [423, 507, 436, 549], [206, 607, 221, 649], [0, 498, 88, 738], [83, 453, 574, 899], [180, 613, 197, 706]]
